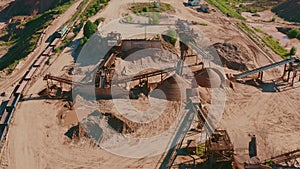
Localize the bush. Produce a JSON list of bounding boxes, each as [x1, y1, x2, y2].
[[289, 46, 297, 56], [271, 17, 276, 22], [79, 37, 88, 46], [166, 29, 177, 45], [73, 22, 83, 34], [54, 47, 61, 53], [142, 6, 149, 12], [94, 19, 100, 26], [79, 39, 84, 46], [148, 13, 160, 24], [124, 14, 134, 23], [288, 28, 300, 39]]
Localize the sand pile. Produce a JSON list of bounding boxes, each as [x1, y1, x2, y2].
[[68, 99, 181, 143], [115, 48, 178, 78], [192, 68, 224, 88], [213, 43, 256, 71], [155, 73, 189, 101]]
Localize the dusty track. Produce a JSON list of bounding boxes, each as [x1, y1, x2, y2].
[[1, 0, 300, 169]]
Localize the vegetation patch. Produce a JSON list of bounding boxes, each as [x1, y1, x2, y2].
[[262, 35, 287, 57], [81, 0, 109, 21], [124, 14, 134, 23], [287, 28, 300, 39], [237, 22, 288, 58], [148, 13, 160, 24], [196, 143, 205, 156], [129, 2, 175, 14], [165, 29, 177, 45]]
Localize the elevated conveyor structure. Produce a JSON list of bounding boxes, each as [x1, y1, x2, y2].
[[233, 57, 296, 79], [158, 107, 196, 169], [43, 74, 83, 86], [157, 97, 215, 169], [265, 149, 300, 166]]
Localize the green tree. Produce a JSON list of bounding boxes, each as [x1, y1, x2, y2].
[[289, 46, 297, 56], [166, 29, 177, 45], [83, 20, 97, 38]]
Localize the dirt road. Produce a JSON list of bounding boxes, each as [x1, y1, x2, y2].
[[1, 0, 300, 168]]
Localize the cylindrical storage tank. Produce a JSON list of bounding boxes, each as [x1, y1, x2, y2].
[[192, 68, 223, 88]]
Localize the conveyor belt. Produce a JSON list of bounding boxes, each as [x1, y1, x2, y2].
[[234, 57, 296, 79], [159, 108, 195, 169], [116, 67, 174, 84], [43, 74, 82, 86], [158, 99, 214, 169], [267, 149, 300, 165]]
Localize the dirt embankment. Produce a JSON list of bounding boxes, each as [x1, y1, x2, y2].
[[212, 42, 256, 71]]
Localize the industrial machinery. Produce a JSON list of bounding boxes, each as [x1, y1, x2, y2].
[[55, 25, 69, 38], [188, 0, 200, 6]]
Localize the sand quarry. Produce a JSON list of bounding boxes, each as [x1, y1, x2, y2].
[[0, 0, 300, 168]]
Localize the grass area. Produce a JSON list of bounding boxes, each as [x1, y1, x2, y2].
[[129, 2, 175, 14], [237, 22, 255, 33], [124, 14, 134, 23], [262, 35, 287, 57], [210, 0, 284, 13], [205, 0, 245, 20], [0, 0, 76, 72], [236, 22, 288, 58]]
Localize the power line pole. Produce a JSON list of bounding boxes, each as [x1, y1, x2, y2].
[[145, 21, 147, 39]]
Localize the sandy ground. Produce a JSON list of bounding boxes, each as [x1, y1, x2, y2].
[[1, 0, 300, 168], [221, 80, 300, 159]]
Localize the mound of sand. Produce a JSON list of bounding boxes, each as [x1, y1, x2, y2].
[[192, 68, 224, 88]]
